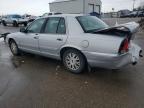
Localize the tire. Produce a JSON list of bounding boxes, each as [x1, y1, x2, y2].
[[9, 40, 20, 56], [13, 21, 18, 27], [2, 21, 7, 26], [62, 49, 86, 74]]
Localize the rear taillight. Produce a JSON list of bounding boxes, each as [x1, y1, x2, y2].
[[119, 38, 129, 54]]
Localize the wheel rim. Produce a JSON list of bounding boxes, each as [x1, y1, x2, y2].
[[65, 52, 80, 71], [11, 42, 17, 54]]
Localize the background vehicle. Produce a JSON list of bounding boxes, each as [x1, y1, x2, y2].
[[42, 12, 62, 17], [138, 11, 144, 17], [6, 14, 142, 74], [118, 9, 131, 18], [2, 14, 28, 27], [127, 11, 138, 17], [0, 16, 2, 24], [22, 14, 37, 22], [89, 12, 101, 18], [0, 16, 4, 24]]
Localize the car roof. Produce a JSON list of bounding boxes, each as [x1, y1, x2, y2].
[[38, 14, 84, 19]]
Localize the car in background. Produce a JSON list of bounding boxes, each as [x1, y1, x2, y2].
[[2, 14, 28, 27], [22, 14, 37, 22], [127, 11, 138, 17], [42, 12, 62, 17], [89, 12, 101, 18], [0, 16, 2, 24], [0, 16, 4, 24], [138, 11, 144, 17], [118, 9, 131, 18], [42, 13, 54, 17], [6, 14, 142, 74]]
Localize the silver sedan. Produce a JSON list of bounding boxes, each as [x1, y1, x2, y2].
[[6, 14, 143, 73]]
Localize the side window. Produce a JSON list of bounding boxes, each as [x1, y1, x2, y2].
[[57, 18, 66, 34], [44, 17, 60, 34], [27, 18, 45, 33]]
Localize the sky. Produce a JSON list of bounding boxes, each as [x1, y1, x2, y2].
[[0, 0, 143, 16]]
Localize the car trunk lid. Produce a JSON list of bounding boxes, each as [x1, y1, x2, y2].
[[93, 22, 139, 40]]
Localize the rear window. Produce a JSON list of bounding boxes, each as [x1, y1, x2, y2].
[[76, 16, 108, 33]]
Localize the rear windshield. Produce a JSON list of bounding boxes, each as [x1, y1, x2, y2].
[[76, 16, 108, 33]]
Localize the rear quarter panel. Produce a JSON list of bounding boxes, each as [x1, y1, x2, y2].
[[63, 16, 124, 55], [64, 33, 124, 54]]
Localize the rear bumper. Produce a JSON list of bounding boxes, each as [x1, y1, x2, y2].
[[83, 43, 142, 69]]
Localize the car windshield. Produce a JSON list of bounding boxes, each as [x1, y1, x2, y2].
[[13, 15, 21, 18], [77, 16, 109, 33]]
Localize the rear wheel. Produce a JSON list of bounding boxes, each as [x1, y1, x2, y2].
[[62, 49, 86, 74], [13, 21, 18, 27], [9, 40, 20, 56]]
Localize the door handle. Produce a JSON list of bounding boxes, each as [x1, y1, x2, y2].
[[34, 36, 39, 39], [57, 38, 63, 41]]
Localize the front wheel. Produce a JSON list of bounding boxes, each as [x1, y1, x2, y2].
[[9, 40, 20, 56], [13, 21, 18, 27], [63, 49, 86, 74]]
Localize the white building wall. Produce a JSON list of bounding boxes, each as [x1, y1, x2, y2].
[[49, 0, 101, 14], [84, 0, 102, 14], [49, 0, 83, 14]]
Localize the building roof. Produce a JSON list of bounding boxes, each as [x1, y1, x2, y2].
[[50, 0, 102, 4], [50, 0, 75, 3]]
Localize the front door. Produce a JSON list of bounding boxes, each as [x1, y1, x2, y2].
[[39, 17, 67, 57], [19, 18, 46, 53]]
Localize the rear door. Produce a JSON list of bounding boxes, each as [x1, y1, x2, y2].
[[38, 17, 67, 57]]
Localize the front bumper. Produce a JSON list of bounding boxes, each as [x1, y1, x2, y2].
[[83, 43, 142, 69]]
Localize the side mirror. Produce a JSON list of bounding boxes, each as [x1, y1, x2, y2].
[[20, 27, 27, 33]]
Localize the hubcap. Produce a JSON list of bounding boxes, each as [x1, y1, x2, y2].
[[65, 53, 80, 70], [11, 42, 17, 54]]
